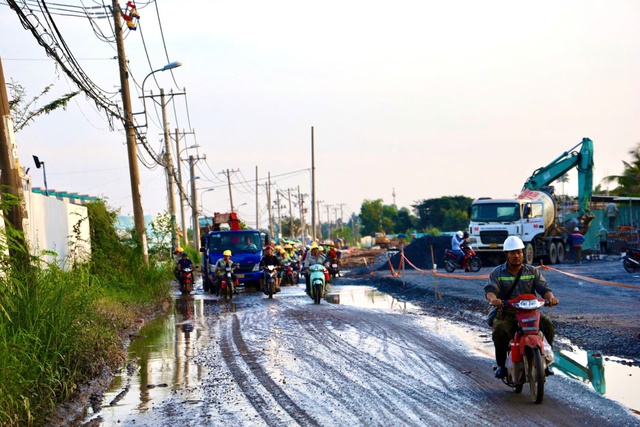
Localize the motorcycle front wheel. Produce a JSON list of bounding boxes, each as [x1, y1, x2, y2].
[[623, 256, 640, 273], [313, 283, 322, 304], [527, 347, 545, 404], [444, 259, 455, 273]]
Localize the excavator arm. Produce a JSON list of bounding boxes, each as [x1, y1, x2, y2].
[[521, 137, 594, 220]]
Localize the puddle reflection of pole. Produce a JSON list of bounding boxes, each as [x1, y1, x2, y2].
[[175, 295, 195, 387]]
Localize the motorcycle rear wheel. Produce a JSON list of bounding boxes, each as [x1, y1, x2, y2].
[[623, 256, 639, 273], [313, 283, 322, 304], [527, 347, 545, 404], [467, 257, 482, 272], [444, 259, 455, 273]]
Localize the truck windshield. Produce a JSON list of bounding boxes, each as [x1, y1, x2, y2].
[[471, 203, 520, 222], [208, 231, 262, 254]]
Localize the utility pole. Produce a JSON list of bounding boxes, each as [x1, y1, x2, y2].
[[276, 190, 282, 241], [189, 155, 199, 250], [160, 89, 178, 252], [316, 200, 323, 241], [113, 1, 148, 263], [288, 188, 294, 239], [175, 128, 187, 248], [267, 175, 273, 238], [310, 126, 316, 241], [255, 166, 259, 230], [224, 168, 235, 212], [0, 56, 30, 269], [298, 186, 306, 244], [326, 203, 332, 241]]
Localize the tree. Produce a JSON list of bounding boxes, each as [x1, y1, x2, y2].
[[412, 195, 473, 231], [7, 79, 79, 132], [359, 199, 384, 236], [602, 143, 640, 196]]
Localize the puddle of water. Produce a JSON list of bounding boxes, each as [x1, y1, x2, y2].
[[84, 295, 210, 424], [325, 285, 420, 311]]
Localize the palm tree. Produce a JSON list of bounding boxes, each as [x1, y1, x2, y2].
[[602, 143, 640, 196]]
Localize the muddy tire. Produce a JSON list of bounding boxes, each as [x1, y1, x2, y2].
[[527, 347, 545, 404], [623, 257, 639, 273], [547, 241, 558, 265], [313, 283, 322, 304], [556, 242, 566, 264], [444, 259, 455, 273], [524, 243, 535, 265], [468, 257, 482, 272]]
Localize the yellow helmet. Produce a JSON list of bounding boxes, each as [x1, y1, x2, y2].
[[284, 244, 293, 249], [223, 250, 232, 256], [309, 244, 319, 250]]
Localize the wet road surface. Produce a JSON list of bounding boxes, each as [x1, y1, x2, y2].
[[84, 281, 640, 427]]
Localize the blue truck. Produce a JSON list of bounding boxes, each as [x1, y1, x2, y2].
[[201, 227, 266, 292]]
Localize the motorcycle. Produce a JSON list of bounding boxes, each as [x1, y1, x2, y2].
[[179, 267, 194, 295], [307, 264, 327, 304], [219, 263, 239, 300], [500, 294, 554, 404], [326, 257, 340, 279], [623, 247, 640, 273], [262, 265, 279, 299], [444, 243, 482, 273], [282, 261, 298, 286]]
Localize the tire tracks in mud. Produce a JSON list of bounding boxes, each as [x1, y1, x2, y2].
[[219, 312, 319, 427], [288, 307, 491, 425]]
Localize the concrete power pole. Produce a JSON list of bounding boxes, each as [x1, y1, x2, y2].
[[267, 177, 273, 238], [298, 186, 306, 244], [255, 166, 259, 230], [113, 1, 148, 263], [160, 89, 178, 252], [310, 126, 316, 241], [288, 188, 294, 239], [276, 190, 282, 241], [0, 56, 30, 269], [225, 168, 235, 212], [189, 155, 199, 250], [175, 128, 187, 248]]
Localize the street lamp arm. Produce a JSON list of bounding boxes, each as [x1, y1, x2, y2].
[[136, 61, 183, 129]]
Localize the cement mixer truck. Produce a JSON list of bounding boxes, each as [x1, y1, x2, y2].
[[468, 138, 595, 265]]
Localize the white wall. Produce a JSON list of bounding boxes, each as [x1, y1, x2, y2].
[[24, 190, 91, 269]]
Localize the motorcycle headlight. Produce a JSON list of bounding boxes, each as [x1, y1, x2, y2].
[[514, 299, 544, 310]]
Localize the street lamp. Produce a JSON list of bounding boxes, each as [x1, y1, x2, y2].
[[138, 61, 183, 129], [32, 155, 49, 196]]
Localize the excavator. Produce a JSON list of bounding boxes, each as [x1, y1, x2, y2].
[[468, 137, 595, 264]]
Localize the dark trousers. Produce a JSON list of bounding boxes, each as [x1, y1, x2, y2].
[[492, 313, 555, 368], [573, 246, 582, 264]]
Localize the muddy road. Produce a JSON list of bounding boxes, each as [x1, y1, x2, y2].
[[82, 265, 640, 427]]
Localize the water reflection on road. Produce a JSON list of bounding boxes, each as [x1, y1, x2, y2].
[[84, 294, 211, 425]]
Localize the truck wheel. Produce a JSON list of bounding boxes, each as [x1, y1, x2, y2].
[[524, 243, 535, 265], [547, 241, 558, 265], [556, 243, 566, 264]]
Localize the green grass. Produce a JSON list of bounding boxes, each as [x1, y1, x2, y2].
[[0, 201, 173, 426]]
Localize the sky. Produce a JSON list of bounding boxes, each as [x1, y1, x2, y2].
[[1, 0, 639, 230]]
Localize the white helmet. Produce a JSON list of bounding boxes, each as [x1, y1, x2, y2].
[[456, 231, 464, 238], [503, 236, 525, 252]]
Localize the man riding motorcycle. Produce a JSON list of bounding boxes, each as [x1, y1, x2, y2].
[[213, 250, 237, 295], [175, 251, 193, 280], [259, 245, 281, 291], [484, 236, 559, 379]]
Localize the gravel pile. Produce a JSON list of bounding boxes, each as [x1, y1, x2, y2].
[[379, 236, 452, 271]]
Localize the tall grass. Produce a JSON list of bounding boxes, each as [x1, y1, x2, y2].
[[0, 201, 172, 426]]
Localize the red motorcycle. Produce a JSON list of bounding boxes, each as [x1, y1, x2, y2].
[[219, 263, 239, 300], [179, 267, 194, 295], [444, 243, 482, 273], [501, 294, 554, 404], [623, 247, 640, 273]]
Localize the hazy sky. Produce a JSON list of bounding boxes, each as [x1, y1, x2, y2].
[[2, 0, 639, 228]]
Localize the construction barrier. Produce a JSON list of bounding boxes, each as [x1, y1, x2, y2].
[[378, 252, 638, 292]]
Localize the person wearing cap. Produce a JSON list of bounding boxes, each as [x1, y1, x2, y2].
[[259, 245, 281, 291], [212, 250, 237, 295], [485, 236, 559, 379], [303, 244, 326, 295], [570, 227, 585, 264]]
